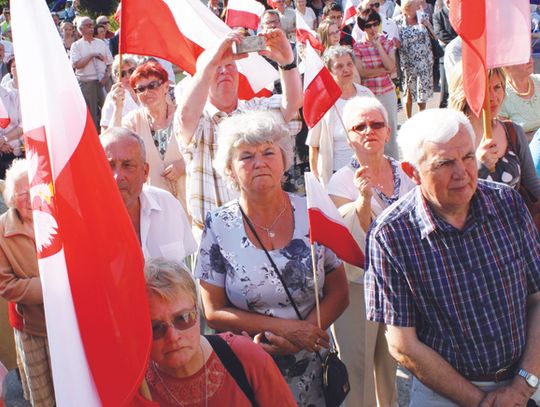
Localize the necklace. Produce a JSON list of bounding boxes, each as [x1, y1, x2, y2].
[[152, 342, 208, 407], [244, 201, 287, 238], [509, 77, 531, 97]]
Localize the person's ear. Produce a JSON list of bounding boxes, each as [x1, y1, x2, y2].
[[401, 161, 421, 185], [143, 162, 149, 180]]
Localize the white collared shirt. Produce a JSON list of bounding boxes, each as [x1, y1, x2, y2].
[[139, 185, 197, 265]]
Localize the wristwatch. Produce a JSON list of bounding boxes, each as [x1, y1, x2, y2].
[[517, 368, 539, 389]]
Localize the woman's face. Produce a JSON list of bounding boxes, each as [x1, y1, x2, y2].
[[327, 23, 341, 46], [62, 23, 74, 36], [488, 72, 506, 116], [347, 108, 389, 155], [364, 20, 380, 40], [95, 26, 106, 40], [120, 63, 135, 86], [229, 142, 285, 194], [296, 0, 306, 10], [133, 75, 168, 107], [149, 290, 201, 376], [330, 54, 355, 88], [13, 174, 32, 223]]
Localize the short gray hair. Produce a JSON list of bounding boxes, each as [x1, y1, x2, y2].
[[76, 16, 92, 34], [112, 55, 138, 82], [214, 111, 294, 190], [397, 108, 475, 168], [100, 127, 147, 162], [342, 96, 389, 129], [322, 45, 356, 71], [144, 257, 197, 305], [3, 159, 28, 208]]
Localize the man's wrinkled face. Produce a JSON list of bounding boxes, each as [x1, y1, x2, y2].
[[414, 126, 477, 216], [103, 137, 148, 209]]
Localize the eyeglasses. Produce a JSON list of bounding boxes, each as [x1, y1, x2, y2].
[[370, 2, 380, 8], [151, 309, 198, 340], [133, 80, 163, 94], [121, 67, 135, 78], [364, 22, 380, 29], [349, 121, 386, 133]]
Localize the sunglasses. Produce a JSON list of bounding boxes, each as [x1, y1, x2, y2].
[[364, 22, 380, 29], [151, 309, 198, 340], [121, 67, 135, 78], [370, 2, 380, 8], [133, 80, 163, 94], [349, 121, 386, 133]]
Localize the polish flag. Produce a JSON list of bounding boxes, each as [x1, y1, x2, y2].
[[296, 13, 325, 53], [120, 0, 277, 100], [226, 0, 266, 30], [342, 0, 359, 27], [450, 0, 531, 117], [305, 172, 365, 268], [12, 1, 152, 406], [302, 42, 342, 129], [0, 97, 10, 129]]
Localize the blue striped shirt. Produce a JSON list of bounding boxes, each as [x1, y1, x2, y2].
[[364, 180, 540, 377]]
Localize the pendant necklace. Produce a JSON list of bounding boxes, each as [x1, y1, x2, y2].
[[248, 201, 287, 238]]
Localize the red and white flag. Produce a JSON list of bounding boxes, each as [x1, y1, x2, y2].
[[12, 1, 152, 406], [450, 0, 530, 117], [226, 0, 266, 30], [342, 0, 359, 27], [305, 172, 365, 267], [0, 97, 10, 129], [302, 42, 342, 129], [120, 0, 277, 100], [296, 13, 325, 53]]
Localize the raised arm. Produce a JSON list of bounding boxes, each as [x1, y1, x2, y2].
[[175, 32, 246, 146]]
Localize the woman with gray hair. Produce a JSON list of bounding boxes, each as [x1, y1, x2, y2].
[[144, 257, 296, 406], [0, 159, 55, 407], [306, 45, 375, 187], [326, 96, 415, 407], [100, 54, 139, 132], [195, 110, 349, 406]]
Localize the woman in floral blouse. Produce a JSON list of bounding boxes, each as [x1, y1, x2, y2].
[[195, 110, 349, 407]]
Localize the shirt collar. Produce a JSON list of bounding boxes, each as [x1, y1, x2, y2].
[[139, 186, 162, 217], [413, 183, 497, 239], [3, 208, 34, 239]]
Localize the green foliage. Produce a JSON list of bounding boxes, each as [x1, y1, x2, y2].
[[77, 0, 119, 18]]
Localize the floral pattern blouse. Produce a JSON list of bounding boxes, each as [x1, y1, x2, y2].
[[195, 194, 342, 406]]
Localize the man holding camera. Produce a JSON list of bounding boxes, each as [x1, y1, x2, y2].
[[175, 29, 302, 236]]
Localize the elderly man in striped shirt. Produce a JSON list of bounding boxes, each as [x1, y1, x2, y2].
[[365, 108, 540, 407]]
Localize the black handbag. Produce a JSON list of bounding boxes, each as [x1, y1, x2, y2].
[[239, 203, 350, 407]]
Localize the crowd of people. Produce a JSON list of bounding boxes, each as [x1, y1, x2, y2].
[[0, 0, 539, 406]]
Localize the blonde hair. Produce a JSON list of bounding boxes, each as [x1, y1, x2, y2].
[[144, 257, 197, 305]]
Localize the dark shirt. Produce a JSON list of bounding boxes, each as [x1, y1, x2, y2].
[[365, 180, 540, 376], [433, 6, 457, 46]]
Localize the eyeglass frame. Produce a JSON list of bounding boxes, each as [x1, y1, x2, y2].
[[348, 121, 386, 134], [120, 67, 136, 78], [151, 308, 198, 340], [133, 79, 164, 94]]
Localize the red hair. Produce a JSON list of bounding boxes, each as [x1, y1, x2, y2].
[[129, 61, 168, 88]]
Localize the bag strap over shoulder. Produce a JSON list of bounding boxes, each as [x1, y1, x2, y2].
[[205, 334, 258, 407], [502, 120, 518, 153]]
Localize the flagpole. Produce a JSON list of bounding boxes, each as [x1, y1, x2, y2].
[[481, 69, 495, 172], [305, 173, 322, 329], [140, 379, 153, 401], [310, 243, 322, 329]]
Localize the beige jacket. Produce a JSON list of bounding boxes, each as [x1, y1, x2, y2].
[[0, 209, 45, 336], [338, 202, 368, 283]]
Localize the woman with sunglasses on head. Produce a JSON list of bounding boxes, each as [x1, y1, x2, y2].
[[144, 257, 296, 407], [121, 61, 187, 210], [326, 96, 415, 407], [100, 54, 139, 133], [354, 8, 399, 159]]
